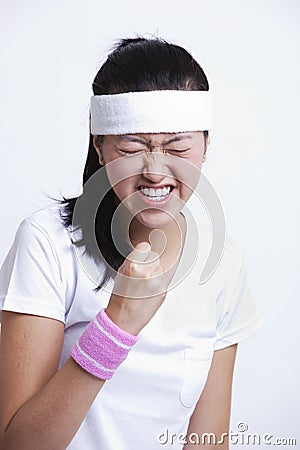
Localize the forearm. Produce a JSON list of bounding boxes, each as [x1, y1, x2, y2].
[[183, 345, 237, 450], [183, 427, 229, 449], [0, 358, 105, 450], [0, 242, 166, 449]]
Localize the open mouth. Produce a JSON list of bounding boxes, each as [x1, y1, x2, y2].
[[138, 185, 174, 201]]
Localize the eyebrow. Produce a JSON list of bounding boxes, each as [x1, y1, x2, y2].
[[117, 134, 193, 145]]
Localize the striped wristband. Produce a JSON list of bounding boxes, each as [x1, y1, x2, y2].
[[71, 309, 139, 380]]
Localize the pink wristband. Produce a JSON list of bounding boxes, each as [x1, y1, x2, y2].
[[71, 309, 139, 380]]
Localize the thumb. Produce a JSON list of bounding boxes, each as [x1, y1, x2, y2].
[[128, 241, 152, 263]]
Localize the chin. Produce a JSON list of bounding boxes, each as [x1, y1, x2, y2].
[[136, 210, 173, 229]]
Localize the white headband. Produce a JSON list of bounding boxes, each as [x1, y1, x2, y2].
[[90, 90, 212, 135]]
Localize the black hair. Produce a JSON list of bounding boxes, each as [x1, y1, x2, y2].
[[57, 36, 210, 291]]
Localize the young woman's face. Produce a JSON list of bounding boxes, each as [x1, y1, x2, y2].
[[94, 132, 208, 229]]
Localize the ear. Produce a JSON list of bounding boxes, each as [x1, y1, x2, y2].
[[93, 135, 105, 165], [205, 133, 210, 148]]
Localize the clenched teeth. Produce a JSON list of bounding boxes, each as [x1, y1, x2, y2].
[[139, 186, 171, 197]]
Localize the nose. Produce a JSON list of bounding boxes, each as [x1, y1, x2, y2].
[[142, 151, 168, 182]]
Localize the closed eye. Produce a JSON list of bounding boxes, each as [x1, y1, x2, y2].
[[166, 148, 191, 153], [117, 148, 191, 155], [117, 148, 144, 155]]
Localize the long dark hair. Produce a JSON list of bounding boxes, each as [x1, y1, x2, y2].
[[58, 36, 210, 291]]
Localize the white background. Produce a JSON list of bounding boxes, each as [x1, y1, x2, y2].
[[0, 0, 299, 447]]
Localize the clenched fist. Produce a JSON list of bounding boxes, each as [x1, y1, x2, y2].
[[106, 242, 167, 335]]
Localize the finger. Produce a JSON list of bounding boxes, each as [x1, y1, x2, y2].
[[144, 250, 161, 268], [127, 241, 151, 263]]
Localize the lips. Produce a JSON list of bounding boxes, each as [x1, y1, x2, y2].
[[136, 184, 175, 207], [139, 186, 171, 198]]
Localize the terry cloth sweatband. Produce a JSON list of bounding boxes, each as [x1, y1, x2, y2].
[[71, 308, 139, 380], [90, 90, 213, 135]]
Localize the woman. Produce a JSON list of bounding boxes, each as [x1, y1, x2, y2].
[[0, 37, 261, 449]]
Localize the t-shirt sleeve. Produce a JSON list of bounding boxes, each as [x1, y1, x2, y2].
[[0, 217, 66, 323], [213, 237, 262, 350]]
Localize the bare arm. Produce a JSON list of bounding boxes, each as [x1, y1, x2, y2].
[[183, 344, 237, 450], [0, 242, 166, 449], [0, 311, 105, 450]]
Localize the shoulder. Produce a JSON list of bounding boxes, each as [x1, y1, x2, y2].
[[22, 202, 67, 235], [206, 228, 247, 303], [4, 202, 75, 280], [15, 203, 71, 252], [186, 214, 244, 292], [218, 231, 244, 279], [183, 194, 244, 287]]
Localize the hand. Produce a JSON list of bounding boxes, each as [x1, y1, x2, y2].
[[106, 242, 167, 335]]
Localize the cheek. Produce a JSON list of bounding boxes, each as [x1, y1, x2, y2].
[[113, 177, 136, 200], [103, 154, 142, 196], [190, 152, 203, 167], [172, 156, 202, 194]]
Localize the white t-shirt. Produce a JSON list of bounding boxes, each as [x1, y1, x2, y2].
[[0, 202, 262, 449]]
